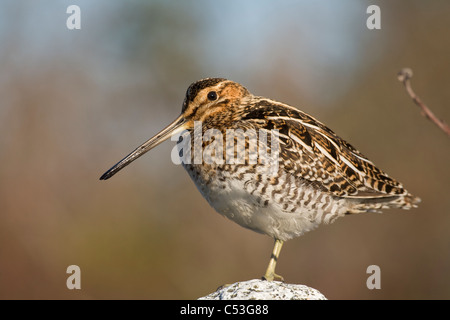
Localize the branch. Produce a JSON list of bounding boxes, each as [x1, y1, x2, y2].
[[397, 68, 450, 137]]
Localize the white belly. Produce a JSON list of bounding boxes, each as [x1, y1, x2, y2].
[[191, 170, 325, 241]]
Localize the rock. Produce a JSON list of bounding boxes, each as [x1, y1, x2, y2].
[[198, 279, 327, 300]]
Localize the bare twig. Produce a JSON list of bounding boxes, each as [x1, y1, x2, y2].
[[397, 68, 450, 137]]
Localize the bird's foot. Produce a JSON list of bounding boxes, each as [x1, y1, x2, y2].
[[262, 272, 284, 282]]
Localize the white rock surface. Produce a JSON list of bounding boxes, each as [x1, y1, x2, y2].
[[198, 279, 327, 300]]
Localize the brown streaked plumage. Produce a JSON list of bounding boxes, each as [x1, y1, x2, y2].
[[100, 78, 420, 281]]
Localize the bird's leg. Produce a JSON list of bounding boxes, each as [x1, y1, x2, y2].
[[262, 239, 284, 281]]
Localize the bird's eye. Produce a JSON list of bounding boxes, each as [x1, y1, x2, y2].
[[207, 91, 218, 101]]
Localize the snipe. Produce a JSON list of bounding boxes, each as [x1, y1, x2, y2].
[[100, 78, 420, 281]]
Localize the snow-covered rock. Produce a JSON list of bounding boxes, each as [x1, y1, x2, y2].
[[199, 279, 327, 300]]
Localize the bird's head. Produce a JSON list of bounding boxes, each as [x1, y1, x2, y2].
[[100, 78, 250, 180]]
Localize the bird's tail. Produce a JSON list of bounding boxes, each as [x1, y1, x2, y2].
[[345, 193, 421, 214]]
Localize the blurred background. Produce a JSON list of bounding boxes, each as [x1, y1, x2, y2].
[[0, 0, 449, 300]]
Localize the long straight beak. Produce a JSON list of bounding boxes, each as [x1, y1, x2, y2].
[[100, 114, 187, 180]]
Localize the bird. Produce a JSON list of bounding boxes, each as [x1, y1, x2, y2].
[[100, 78, 420, 281]]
